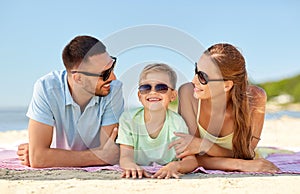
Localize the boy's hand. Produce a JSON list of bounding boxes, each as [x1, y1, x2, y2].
[[121, 163, 151, 179], [152, 162, 182, 179]]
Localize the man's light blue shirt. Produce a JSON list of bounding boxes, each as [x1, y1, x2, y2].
[[27, 70, 124, 150]]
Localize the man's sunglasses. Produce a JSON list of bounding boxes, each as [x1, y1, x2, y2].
[[71, 56, 117, 81], [195, 63, 227, 85], [138, 83, 173, 94]]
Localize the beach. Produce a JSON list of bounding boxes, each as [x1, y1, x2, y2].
[[1, 116, 300, 194]]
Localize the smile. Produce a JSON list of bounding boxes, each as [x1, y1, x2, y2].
[[102, 83, 110, 89], [194, 87, 203, 92], [146, 97, 162, 102]]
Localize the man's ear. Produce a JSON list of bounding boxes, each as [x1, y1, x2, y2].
[[72, 73, 82, 84], [224, 80, 234, 92]]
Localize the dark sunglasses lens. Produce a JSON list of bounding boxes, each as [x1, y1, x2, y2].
[[195, 64, 207, 85], [102, 62, 115, 81], [198, 72, 208, 85], [139, 84, 152, 94], [103, 69, 112, 81], [155, 84, 169, 93]]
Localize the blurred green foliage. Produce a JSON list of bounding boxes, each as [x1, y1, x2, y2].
[[169, 97, 178, 112], [258, 74, 300, 103]]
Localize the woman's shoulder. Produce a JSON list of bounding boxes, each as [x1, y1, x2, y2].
[[178, 82, 198, 106], [248, 85, 267, 108], [248, 85, 266, 96], [178, 82, 196, 101], [178, 82, 194, 93], [248, 85, 267, 99]]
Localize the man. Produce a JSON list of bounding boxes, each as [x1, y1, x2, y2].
[[17, 35, 124, 168]]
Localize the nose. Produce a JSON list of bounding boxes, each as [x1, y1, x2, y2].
[[148, 88, 157, 94], [192, 74, 198, 85], [109, 71, 116, 81]]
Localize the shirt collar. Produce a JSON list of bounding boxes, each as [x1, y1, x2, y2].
[[64, 71, 73, 106], [87, 96, 100, 107]]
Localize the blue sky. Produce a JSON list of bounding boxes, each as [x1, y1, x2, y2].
[[1, 0, 299, 108]]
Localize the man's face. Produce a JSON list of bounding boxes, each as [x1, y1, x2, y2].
[[72, 52, 117, 97]]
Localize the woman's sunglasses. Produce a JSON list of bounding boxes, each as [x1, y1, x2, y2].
[[71, 56, 117, 81], [195, 63, 227, 85], [138, 83, 173, 94]]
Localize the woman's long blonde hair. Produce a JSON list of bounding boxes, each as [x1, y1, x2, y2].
[[205, 43, 253, 159]]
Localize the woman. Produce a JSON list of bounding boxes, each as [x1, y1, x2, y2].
[[169, 43, 279, 172]]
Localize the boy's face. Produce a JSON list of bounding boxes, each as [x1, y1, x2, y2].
[[138, 72, 177, 111]]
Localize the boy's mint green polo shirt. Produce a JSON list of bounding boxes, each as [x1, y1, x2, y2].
[[116, 108, 189, 165]]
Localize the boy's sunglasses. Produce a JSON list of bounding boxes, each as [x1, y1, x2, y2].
[[71, 56, 117, 81], [138, 83, 173, 94], [195, 63, 227, 85]]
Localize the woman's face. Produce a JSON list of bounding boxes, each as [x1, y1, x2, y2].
[[192, 54, 227, 100]]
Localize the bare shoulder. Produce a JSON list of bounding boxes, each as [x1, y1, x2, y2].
[[248, 85, 267, 109], [178, 82, 194, 98], [178, 83, 198, 114], [248, 85, 266, 97], [178, 82, 198, 105]]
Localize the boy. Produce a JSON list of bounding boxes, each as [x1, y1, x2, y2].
[[116, 63, 197, 179]]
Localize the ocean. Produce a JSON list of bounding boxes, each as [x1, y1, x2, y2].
[[0, 107, 300, 132], [0, 107, 29, 132]]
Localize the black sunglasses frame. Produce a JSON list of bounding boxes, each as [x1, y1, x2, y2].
[[138, 83, 173, 94], [71, 56, 117, 81], [194, 63, 227, 85]]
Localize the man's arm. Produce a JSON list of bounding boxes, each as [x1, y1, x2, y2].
[[27, 119, 119, 168]]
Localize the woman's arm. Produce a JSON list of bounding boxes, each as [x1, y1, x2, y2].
[[197, 154, 279, 173], [248, 85, 267, 150], [178, 83, 199, 136], [170, 132, 233, 158]]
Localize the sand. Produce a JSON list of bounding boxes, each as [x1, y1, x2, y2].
[[0, 116, 300, 194]]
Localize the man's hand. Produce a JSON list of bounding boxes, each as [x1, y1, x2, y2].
[[17, 143, 30, 166], [93, 127, 120, 165]]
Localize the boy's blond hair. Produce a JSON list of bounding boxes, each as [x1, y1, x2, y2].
[[139, 63, 177, 89]]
